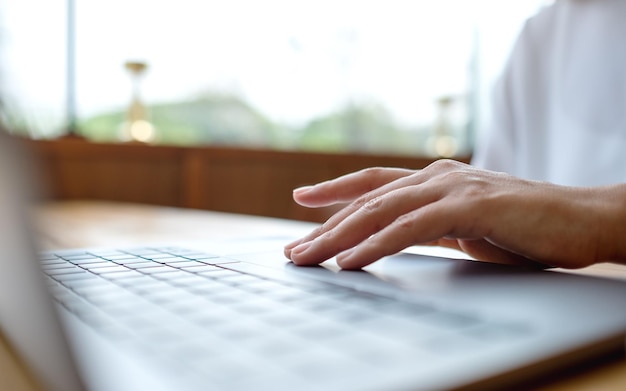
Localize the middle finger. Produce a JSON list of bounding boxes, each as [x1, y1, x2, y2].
[[289, 185, 441, 265], [286, 167, 442, 256]]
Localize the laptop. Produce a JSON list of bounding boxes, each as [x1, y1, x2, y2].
[[2, 133, 626, 391]]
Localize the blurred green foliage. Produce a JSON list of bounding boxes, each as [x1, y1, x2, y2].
[[4, 91, 440, 156], [77, 91, 430, 155]]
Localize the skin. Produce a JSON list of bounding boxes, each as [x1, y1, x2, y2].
[[284, 160, 626, 270]]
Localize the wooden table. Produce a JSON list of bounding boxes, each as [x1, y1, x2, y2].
[[15, 201, 626, 390]]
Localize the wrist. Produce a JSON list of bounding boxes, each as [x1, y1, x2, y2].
[[596, 184, 626, 264]]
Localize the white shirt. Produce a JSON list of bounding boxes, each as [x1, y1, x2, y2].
[[471, 0, 626, 186]]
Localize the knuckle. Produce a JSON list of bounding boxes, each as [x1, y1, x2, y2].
[[430, 167, 485, 192], [428, 158, 461, 172], [362, 196, 384, 213], [359, 167, 386, 189], [439, 169, 467, 184], [360, 166, 386, 178], [321, 228, 337, 241], [394, 213, 416, 230], [311, 224, 328, 239], [351, 194, 371, 209]]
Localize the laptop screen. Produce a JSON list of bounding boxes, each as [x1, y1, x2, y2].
[[0, 134, 84, 391]]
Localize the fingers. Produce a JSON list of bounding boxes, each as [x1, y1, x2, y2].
[[332, 205, 538, 270], [285, 160, 505, 268], [423, 238, 546, 267], [455, 239, 550, 268], [285, 162, 464, 261], [335, 202, 457, 269], [292, 167, 414, 208], [289, 185, 444, 266], [285, 168, 418, 256]]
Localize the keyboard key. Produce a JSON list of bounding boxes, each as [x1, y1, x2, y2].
[[79, 261, 122, 269], [50, 270, 91, 281], [101, 270, 145, 280], [114, 257, 154, 264], [69, 257, 111, 265], [90, 265, 131, 274], [182, 265, 229, 274], [124, 261, 163, 269], [101, 254, 143, 261], [139, 266, 180, 274], [168, 260, 212, 268]]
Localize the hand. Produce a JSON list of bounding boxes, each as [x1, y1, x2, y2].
[[284, 160, 626, 269]]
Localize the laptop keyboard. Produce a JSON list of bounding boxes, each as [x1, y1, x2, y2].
[[40, 247, 532, 390]]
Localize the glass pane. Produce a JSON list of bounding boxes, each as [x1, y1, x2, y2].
[[76, 0, 478, 156], [1, 1, 549, 157], [0, 0, 67, 137]]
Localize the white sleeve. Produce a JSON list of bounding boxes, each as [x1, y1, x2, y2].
[[471, 21, 532, 174], [471, 72, 516, 174]]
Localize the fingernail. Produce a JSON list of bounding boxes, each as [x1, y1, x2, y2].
[[284, 239, 303, 259], [336, 248, 354, 263], [293, 185, 313, 195], [284, 238, 302, 251], [291, 241, 312, 256]]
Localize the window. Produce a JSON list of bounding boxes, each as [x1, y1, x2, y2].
[[1, 1, 548, 156]]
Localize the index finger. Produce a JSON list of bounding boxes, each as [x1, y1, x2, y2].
[[293, 167, 415, 208], [285, 168, 415, 255]]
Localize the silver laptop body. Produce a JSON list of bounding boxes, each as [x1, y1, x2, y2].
[[1, 134, 626, 391]]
